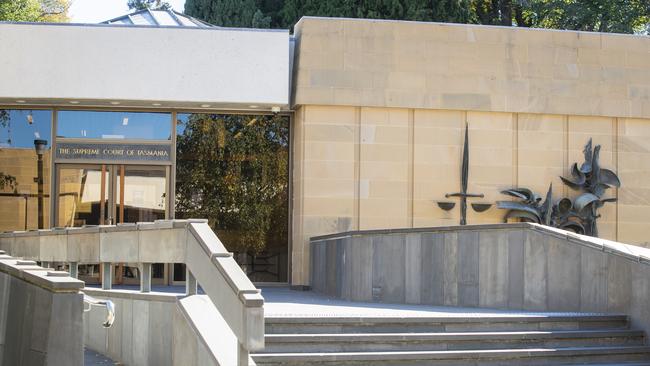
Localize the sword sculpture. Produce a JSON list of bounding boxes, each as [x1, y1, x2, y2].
[[437, 123, 490, 225]]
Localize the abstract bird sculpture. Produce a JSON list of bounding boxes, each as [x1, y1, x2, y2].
[[497, 139, 620, 237]]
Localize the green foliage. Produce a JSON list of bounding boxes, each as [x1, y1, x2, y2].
[[127, 0, 172, 10], [0, 0, 42, 21], [175, 114, 289, 255], [184, 0, 648, 33], [184, 0, 269, 27], [0, 0, 69, 22]]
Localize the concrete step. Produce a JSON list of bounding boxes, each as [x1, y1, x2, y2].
[[265, 314, 630, 334], [251, 346, 650, 366], [262, 329, 645, 353]]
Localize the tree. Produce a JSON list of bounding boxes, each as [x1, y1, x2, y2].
[[184, 0, 648, 34], [127, 0, 172, 10], [0, 0, 69, 22], [184, 0, 270, 27], [175, 114, 289, 257]]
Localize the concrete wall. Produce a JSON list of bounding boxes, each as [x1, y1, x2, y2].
[[83, 291, 243, 366], [293, 17, 650, 118], [310, 223, 650, 336], [83, 289, 180, 366], [0, 23, 289, 109], [0, 255, 85, 366]]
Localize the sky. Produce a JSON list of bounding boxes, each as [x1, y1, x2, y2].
[[68, 0, 187, 23]]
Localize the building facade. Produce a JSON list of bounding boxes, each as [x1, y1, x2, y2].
[[1, 15, 650, 287]]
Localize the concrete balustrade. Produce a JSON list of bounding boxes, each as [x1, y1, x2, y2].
[[0, 253, 85, 366], [0, 219, 265, 366], [311, 223, 650, 341]]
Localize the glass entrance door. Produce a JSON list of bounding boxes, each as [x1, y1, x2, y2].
[[56, 164, 168, 226], [56, 163, 169, 285]]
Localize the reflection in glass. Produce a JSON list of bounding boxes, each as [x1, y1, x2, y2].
[[0, 109, 52, 231], [57, 110, 172, 140], [56, 166, 108, 227], [175, 113, 290, 282], [116, 166, 167, 223]]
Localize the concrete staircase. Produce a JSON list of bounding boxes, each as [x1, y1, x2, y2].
[[252, 313, 650, 365]]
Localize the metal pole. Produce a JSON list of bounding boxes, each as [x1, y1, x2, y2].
[[37, 153, 44, 229]]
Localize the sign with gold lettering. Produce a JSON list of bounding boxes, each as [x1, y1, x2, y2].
[[55, 142, 171, 162]]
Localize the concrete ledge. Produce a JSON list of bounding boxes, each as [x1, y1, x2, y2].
[[0, 257, 83, 292]]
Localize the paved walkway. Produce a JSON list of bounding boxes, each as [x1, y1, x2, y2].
[[84, 348, 118, 365], [260, 287, 613, 318], [87, 284, 613, 319]]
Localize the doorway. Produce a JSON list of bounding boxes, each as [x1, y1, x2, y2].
[[56, 164, 168, 226], [55, 163, 169, 285]]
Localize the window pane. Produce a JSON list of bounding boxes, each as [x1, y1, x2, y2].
[[57, 110, 172, 140], [175, 113, 290, 282], [0, 109, 52, 231]]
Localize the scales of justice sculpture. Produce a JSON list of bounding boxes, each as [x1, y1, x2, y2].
[[436, 123, 492, 225], [435, 123, 620, 237]]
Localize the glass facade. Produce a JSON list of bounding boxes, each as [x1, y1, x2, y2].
[[0, 108, 291, 283], [57, 110, 172, 140], [0, 109, 52, 231], [175, 113, 290, 282]]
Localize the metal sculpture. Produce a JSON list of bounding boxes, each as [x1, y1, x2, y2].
[[497, 139, 620, 237], [437, 123, 491, 225]]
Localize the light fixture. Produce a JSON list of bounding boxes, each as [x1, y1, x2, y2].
[[110, 101, 120, 105], [200, 104, 211, 108], [26, 114, 33, 125], [122, 117, 129, 126], [249, 105, 259, 109], [15, 100, 26, 103], [271, 106, 281, 113], [33, 139, 48, 156], [69, 101, 80, 104], [152, 103, 161, 106]]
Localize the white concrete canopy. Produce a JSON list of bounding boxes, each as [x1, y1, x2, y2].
[[0, 22, 290, 111]]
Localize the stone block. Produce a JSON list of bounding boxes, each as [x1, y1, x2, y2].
[[546, 236, 581, 311], [139, 228, 186, 263], [100, 230, 139, 263], [404, 233, 422, 304], [419, 233, 443, 305], [478, 230, 509, 308], [350, 236, 373, 302], [443, 232, 458, 306], [580, 247, 608, 312], [67, 232, 100, 263], [39, 232, 67, 262], [507, 229, 525, 309], [457, 230, 479, 307], [524, 231, 548, 310], [371, 234, 405, 303]]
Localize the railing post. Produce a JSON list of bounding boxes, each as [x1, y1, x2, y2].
[[69, 262, 78, 278], [102, 262, 112, 290], [237, 342, 248, 366], [140, 263, 152, 293], [185, 268, 197, 295]]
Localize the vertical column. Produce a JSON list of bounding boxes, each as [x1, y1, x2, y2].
[[140, 263, 152, 293], [185, 268, 197, 295], [102, 262, 112, 290], [69, 262, 78, 278], [237, 342, 248, 366]]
